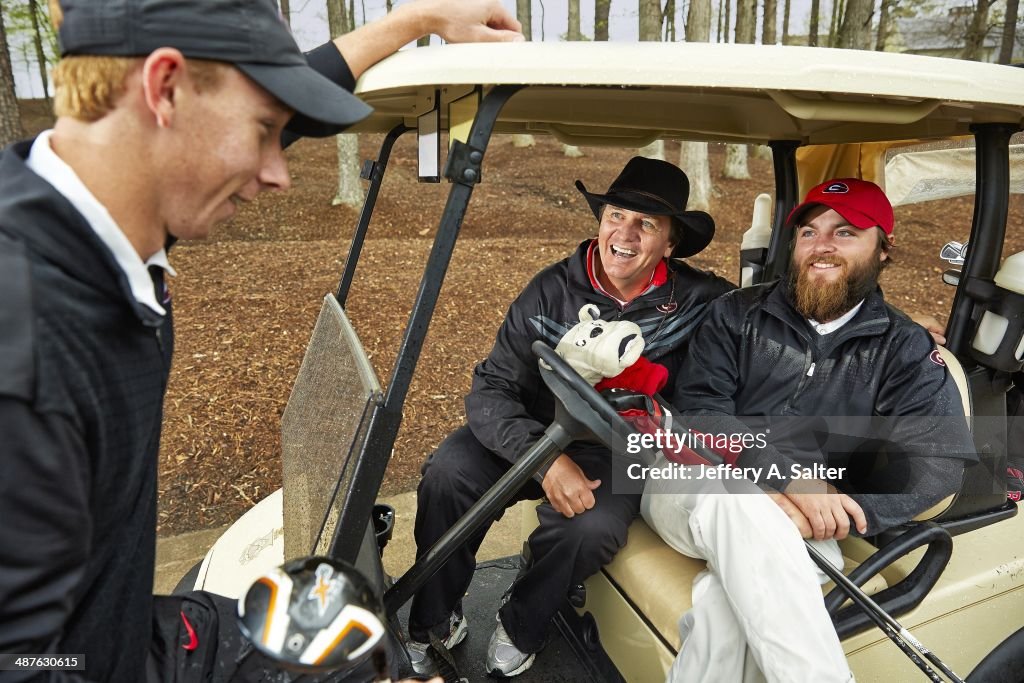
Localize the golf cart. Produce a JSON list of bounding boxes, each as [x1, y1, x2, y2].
[[182, 43, 1024, 681]]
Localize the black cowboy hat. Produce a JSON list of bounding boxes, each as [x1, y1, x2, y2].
[[575, 156, 715, 258]]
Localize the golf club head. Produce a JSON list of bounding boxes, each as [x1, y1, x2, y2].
[[237, 556, 386, 673]]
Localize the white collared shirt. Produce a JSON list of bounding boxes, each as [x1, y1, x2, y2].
[[808, 300, 864, 336], [26, 130, 175, 316]]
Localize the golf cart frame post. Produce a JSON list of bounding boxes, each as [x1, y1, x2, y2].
[[325, 85, 523, 567]]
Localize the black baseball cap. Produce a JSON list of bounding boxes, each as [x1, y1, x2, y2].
[[56, 0, 372, 137]]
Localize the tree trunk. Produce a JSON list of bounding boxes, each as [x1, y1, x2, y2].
[[568, 0, 582, 40], [875, 0, 894, 50], [639, 140, 665, 160], [962, 0, 994, 61], [564, 0, 583, 158], [827, 0, 840, 47], [538, 0, 546, 40], [513, 1, 536, 149], [763, 0, 778, 44], [665, 0, 677, 41], [595, 0, 611, 41], [725, 0, 733, 42], [327, 0, 361, 207], [998, 0, 1020, 64], [837, 0, 873, 50], [717, 0, 726, 42], [735, 0, 756, 43], [640, 0, 662, 41], [809, 0, 820, 46], [782, 0, 792, 44], [683, 0, 714, 211], [517, 0, 533, 41], [28, 0, 50, 107], [724, 143, 751, 179], [725, 0, 753, 179], [332, 134, 361, 206], [681, 142, 712, 211], [279, 0, 291, 25], [0, 8, 23, 148]]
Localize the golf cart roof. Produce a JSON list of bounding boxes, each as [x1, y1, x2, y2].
[[351, 42, 1024, 146]]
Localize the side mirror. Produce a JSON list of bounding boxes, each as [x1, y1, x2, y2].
[[237, 556, 387, 675], [942, 269, 962, 287]]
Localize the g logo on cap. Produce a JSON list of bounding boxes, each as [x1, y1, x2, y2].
[[823, 182, 850, 194]]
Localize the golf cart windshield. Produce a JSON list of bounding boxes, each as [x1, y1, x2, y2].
[[280, 294, 383, 561]]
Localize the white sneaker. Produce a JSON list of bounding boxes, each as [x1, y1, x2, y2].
[[407, 612, 468, 676], [486, 619, 536, 678]]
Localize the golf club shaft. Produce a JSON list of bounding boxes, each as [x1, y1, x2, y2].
[[805, 543, 964, 683]]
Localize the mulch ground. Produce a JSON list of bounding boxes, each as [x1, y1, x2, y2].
[[16, 100, 1024, 536]]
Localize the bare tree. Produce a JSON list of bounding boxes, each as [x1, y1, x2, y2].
[[279, 0, 291, 25], [568, 0, 582, 40], [681, 0, 714, 210], [27, 0, 49, 107], [782, 0, 792, 43], [563, 0, 585, 157], [809, 0, 821, 46], [735, 0, 756, 42], [595, 0, 611, 41], [327, 0, 361, 207], [724, 0, 754, 179], [961, 0, 994, 60], [640, 0, 663, 41], [837, 0, 874, 49], [1, 8, 23, 147], [639, 0, 664, 160], [998, 0, 1020, 64], [512, 0, 535, 148], [724, 0, 733, 41], [517, 0, 532, 40], [763, 0, 778, 44], [875, 0, 894, 50], [665, 0, 677, 41]]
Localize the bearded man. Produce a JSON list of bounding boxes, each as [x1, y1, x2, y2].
[[641, 178, 978, 683]]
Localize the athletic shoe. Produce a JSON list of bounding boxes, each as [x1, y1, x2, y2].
[[406, 612, 468, 676], [486, 619, 536, 678]]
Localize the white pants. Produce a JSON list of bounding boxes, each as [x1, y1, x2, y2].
[[641, 462, 855, 683]]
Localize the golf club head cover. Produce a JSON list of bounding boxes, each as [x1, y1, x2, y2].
[[552, 304, 668, 395], [552, 304, 647, 385]]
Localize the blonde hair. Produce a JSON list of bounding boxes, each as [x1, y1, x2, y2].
[[52, 56, 228, 121]]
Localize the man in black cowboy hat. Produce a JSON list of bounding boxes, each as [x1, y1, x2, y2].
[[408, 156, 734, 677]]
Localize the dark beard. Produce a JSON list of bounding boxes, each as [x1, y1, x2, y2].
[[789, 251, 883, 322]]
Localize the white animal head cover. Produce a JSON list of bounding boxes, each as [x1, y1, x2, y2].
[[552, 304, 645, 385]]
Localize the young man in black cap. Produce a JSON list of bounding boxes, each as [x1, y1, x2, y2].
[[408, 156, 734, 677], [641, 178, 977, 683], [0, 1, 520, 681]]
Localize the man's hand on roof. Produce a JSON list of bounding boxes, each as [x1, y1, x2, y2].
[[543, 455, 601, 518], [414, 0, 525, 43]]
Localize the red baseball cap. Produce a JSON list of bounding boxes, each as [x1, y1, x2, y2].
[[786, 178, 895, 235]]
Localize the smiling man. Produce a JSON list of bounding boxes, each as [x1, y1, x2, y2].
[[0, 0, 522, 681], [641, 178, 977, 683], [408, 156, 733, 677]]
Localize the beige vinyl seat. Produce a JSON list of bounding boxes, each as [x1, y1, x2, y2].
[[540, 346, 974, 679]]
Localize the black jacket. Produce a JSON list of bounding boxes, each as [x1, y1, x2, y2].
[[673, 279, 978, 534], [0, 141, 171, 683], [467, 239, 734, 476], [0, 43, 355, 683]]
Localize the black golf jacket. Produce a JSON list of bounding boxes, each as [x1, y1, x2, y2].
[[467, 239, 734, 479], [672, 279, 978, 534]]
